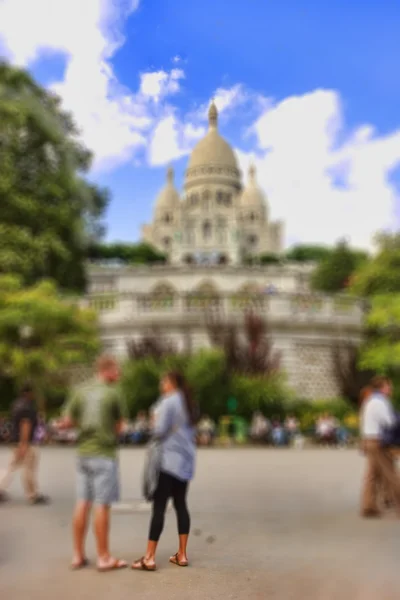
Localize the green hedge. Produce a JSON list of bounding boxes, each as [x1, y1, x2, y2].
[[120, 350, 292, 420]]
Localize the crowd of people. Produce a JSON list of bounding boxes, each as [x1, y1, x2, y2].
[[0, 409, 351, 448], [249, 411, 350, 447], [1, 361, 400, 573]]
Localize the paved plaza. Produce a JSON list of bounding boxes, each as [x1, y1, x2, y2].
[[1, 447, 400, 599]]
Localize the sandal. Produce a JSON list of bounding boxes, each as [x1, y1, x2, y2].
[[169, 553, 189, 567], [97, 558, 128, 572], [71, 558, 90, 571], [131, 557, 157, 572]]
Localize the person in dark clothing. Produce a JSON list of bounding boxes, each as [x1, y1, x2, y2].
[[0, 384, 48, 504]]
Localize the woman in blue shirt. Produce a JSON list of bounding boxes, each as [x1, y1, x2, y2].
[[132, 371, 198, 571]]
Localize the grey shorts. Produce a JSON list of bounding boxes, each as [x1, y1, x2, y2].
[[76, 456, 120, 505]]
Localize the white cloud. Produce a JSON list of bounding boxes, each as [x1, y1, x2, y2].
[[237, 89, 400, 249], [213, 84, 246, 114], [0, 0, 184, 172], [148, 114, 205, 166], [139, 69, 184, 102]]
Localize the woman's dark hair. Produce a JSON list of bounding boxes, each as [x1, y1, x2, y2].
[[166, 371, 199, 426]]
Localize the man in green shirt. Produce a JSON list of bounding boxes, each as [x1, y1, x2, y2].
[[57, 355, 128, 572]]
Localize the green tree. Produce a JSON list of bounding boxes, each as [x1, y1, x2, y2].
[[311, 239, 368, 293], [358, 294, 400, 374], [0, 61, 109, 292], [350, 233, 400, 297], [87, 242, 166, 265], [285, 244, 332, 262], [0, 275, 100, 411]]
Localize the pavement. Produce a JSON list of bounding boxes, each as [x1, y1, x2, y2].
[[1, 446, 400, 599]]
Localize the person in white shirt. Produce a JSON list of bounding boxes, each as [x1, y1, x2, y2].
[[360, 376, 400, 518]]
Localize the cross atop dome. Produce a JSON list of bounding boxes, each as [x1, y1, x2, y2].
[[249, 163, 257, 183], [208, 100, 218, 129], [166, 165, 174, 183]]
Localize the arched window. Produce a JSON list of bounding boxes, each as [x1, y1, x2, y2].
[[164, 213, 172, 224], [140, 283, 176, 311], [224, 194, 232, 207], [249, 212, 256, 222], [248, 234, 258, 248], [203, 220, 212, 240], [187, 281, 220, 311], [216, 191, 224, 204], [162, 237, 171, 249], [202, 190, 211, 210]]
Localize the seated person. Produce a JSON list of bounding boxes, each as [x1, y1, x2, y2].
[[315, 413, 337, 444], [130, 411, 149, 444], [284, 415, 299, 441], [250, 412, 270, 443], [271, 419, 288, 446], [197, 415, 216, 446]]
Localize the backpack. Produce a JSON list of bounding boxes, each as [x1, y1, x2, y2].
[[381, 412, 400, 447]]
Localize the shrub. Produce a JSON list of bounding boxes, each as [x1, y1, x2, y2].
[[185, 349, 228, 420], [120, 359, 161, 417], [230, 373, 288, 419], [285, 397, 357, 431]]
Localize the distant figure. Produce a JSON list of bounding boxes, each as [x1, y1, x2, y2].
[[360, 376, 400, 518], [284, 415, 299, 441], [56, 355, 128, 571], [0, 384, 49, 504], [131, 411, 150, 445], [271, 419, 288, 447], [34, 414, 48, 445], [132, 371, 198, 572], [197, 415, 216, 446], [316, 413, 336, 445], [250, 412, 269, 443]]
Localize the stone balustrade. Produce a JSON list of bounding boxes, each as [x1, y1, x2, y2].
[[82, 291, 364, 328]]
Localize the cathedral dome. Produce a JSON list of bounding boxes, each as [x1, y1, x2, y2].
[[185, 102, 241, 191], [240, 165, 267, 209], [155, 167, 180, 212]]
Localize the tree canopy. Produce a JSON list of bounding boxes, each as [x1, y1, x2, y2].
[[311, 240, 368, 293], [0, 61, 109, 292], [0, 274, 100, 408], [285, 244, 332, 263], [349, 233, 400, 297], [87, 242, 166, 264]]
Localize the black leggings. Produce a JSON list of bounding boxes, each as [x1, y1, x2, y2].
[[149, 471, 190, 542]]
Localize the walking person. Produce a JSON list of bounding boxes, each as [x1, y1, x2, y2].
[[132, 371, 198, 572], [360, 376, 400, 517], [56, 355, 128, 571], [0, 383, 49, 505]]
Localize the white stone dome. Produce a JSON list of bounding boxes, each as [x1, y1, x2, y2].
[[185, 102, 241, 192], [155, 167, 180, 212], [240, 165, 267, 209]]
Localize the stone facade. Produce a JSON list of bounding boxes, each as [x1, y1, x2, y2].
[[85, 264, 363, 400], [141, 102, 283, 265]]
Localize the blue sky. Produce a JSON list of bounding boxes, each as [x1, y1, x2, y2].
[[1, 0, 400, 248]]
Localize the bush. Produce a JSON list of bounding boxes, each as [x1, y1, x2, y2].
[[285, 397, 357, 431], [120, 354, 191, 418], [231, 374, 289, 420], [185, 349, 229, 420], [120, 359, 161, 417]]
